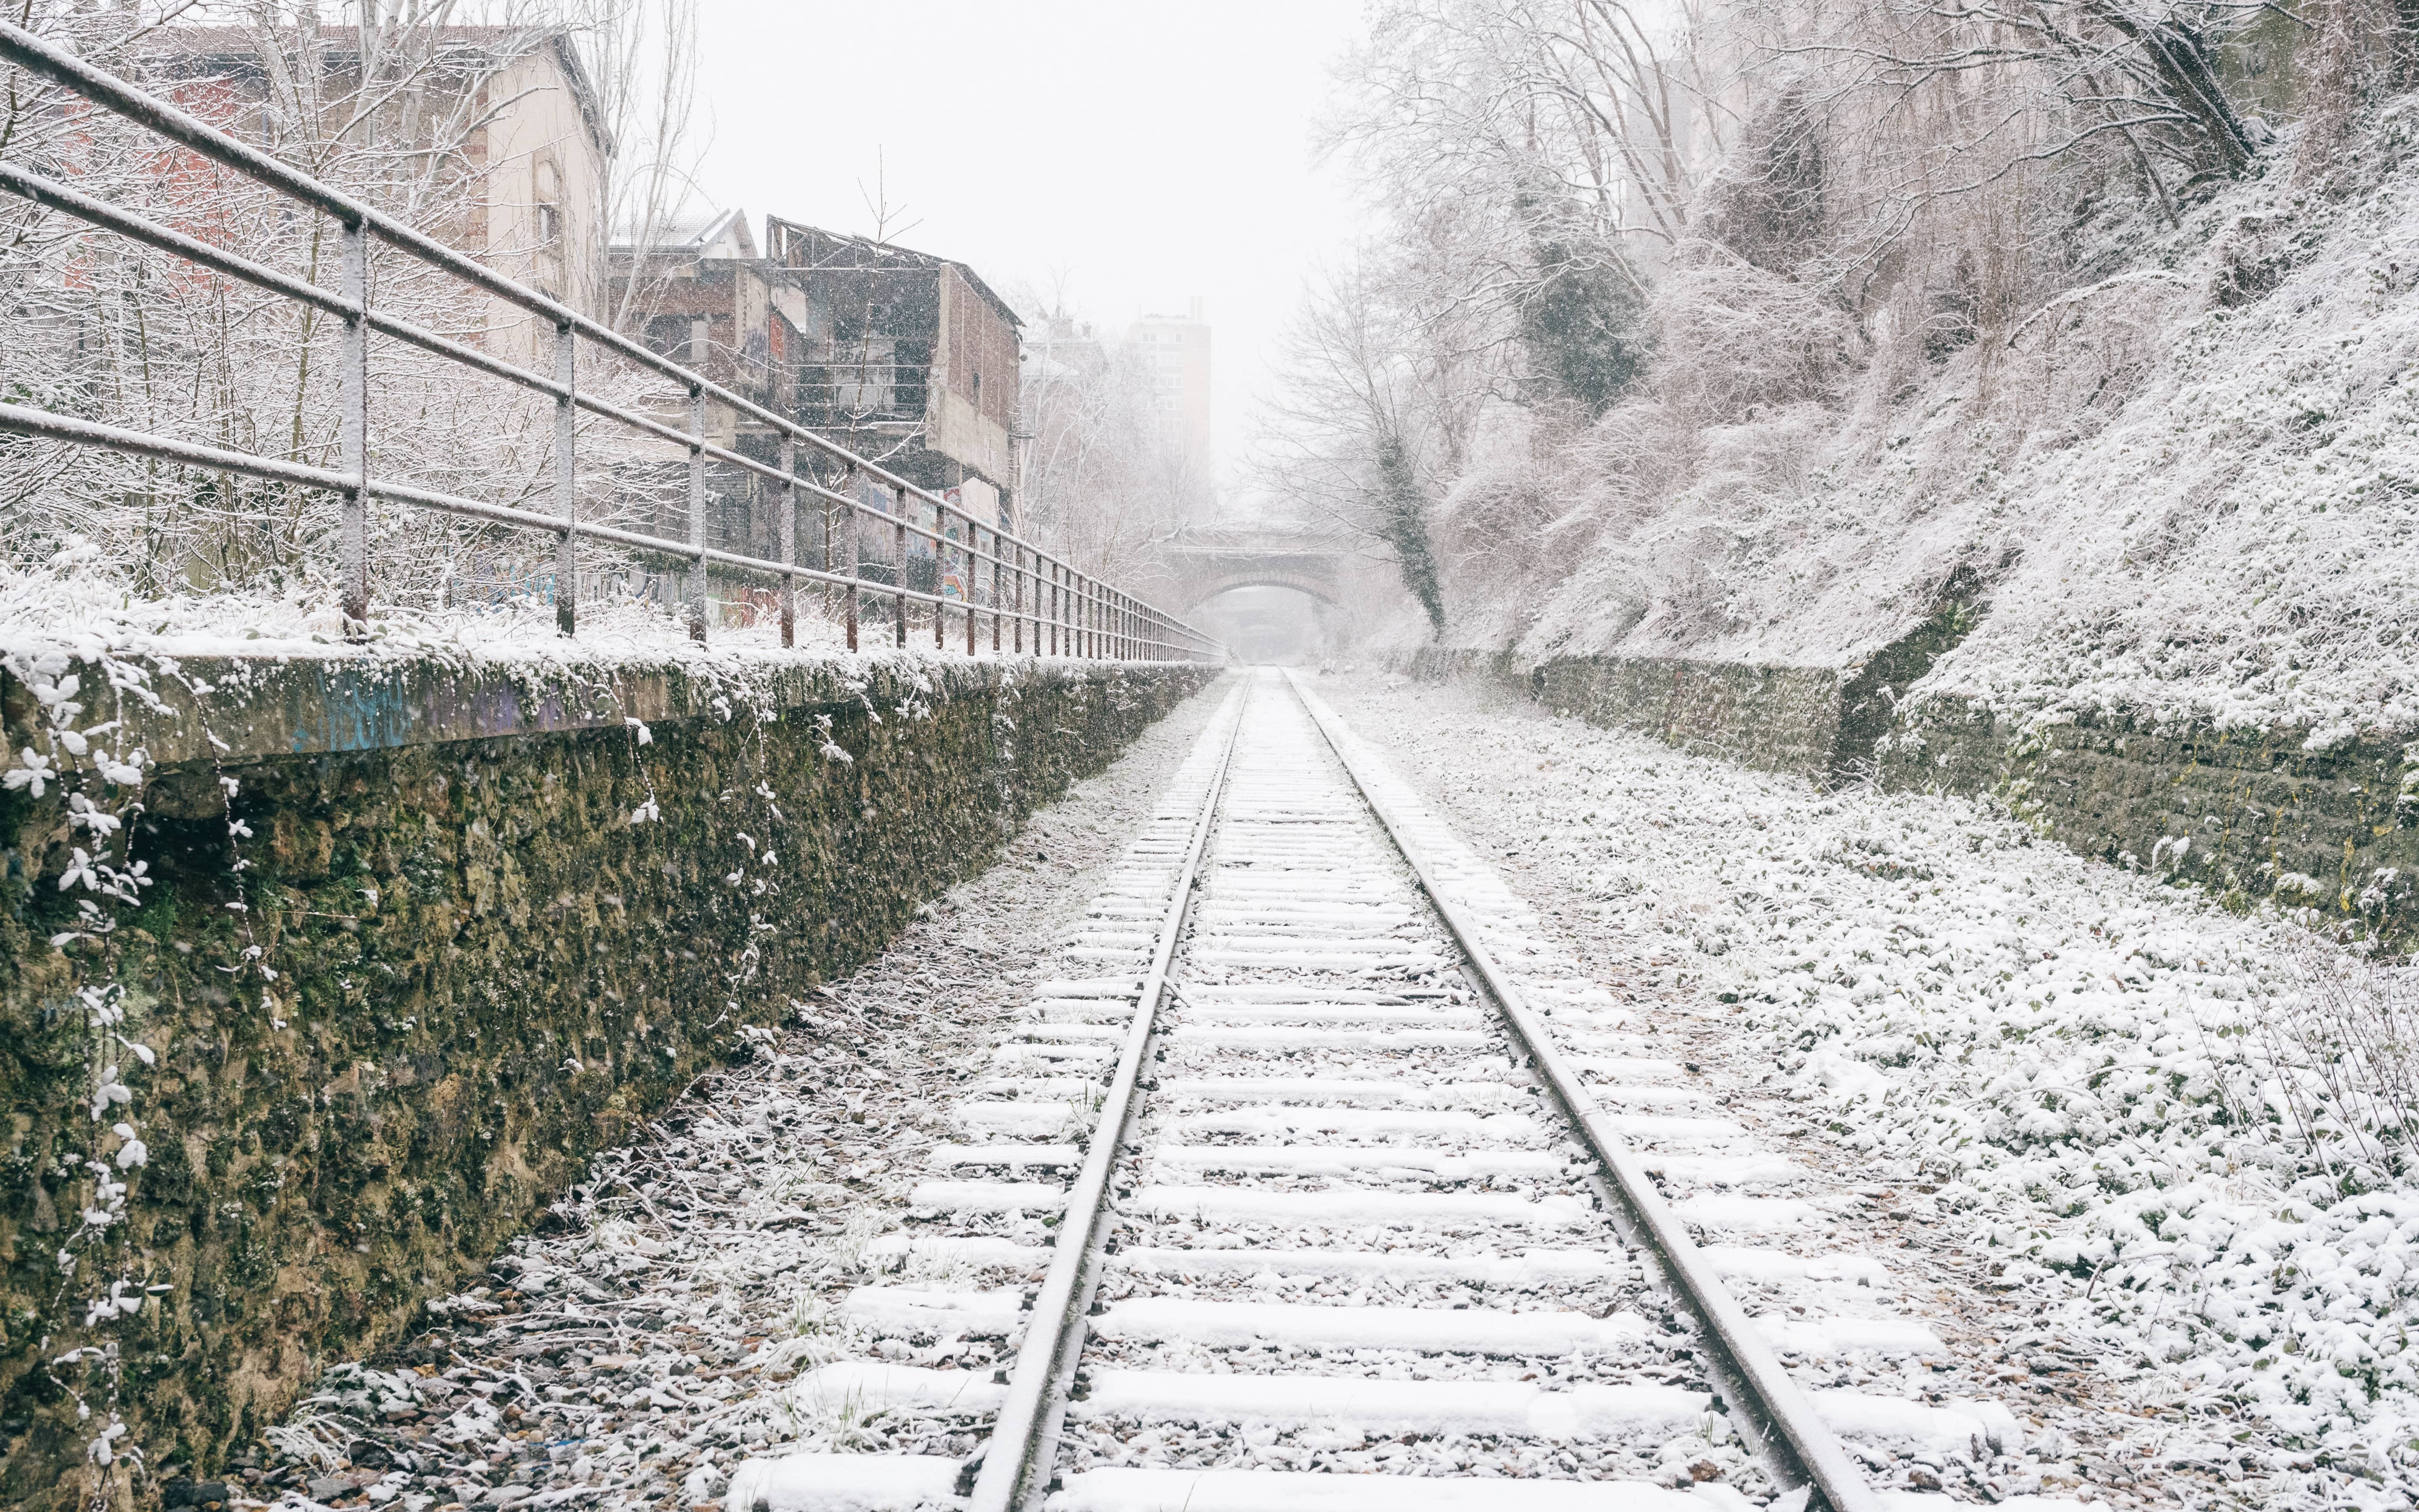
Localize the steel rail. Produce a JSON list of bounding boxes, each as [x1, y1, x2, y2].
[[0, 402, 1208, 654], [0, 20, 1218, 659], [964, 676, 1251, 1512], [1281, 669, 1886, 1512]]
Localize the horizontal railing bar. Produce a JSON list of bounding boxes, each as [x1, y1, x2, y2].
[[0, 160, 582, 409], [0, 159, 1082, 589], [0, 157, 343, 317], [0, 19, 1215, 652], [0, 129, 1198, 645], [0, 401, 1216, 649]]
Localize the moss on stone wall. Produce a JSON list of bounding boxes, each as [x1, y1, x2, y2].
[[0, 652, 1218, 1512], [1879, 696, 2419, 935]]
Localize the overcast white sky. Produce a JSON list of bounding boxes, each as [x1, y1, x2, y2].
[[689, 0, 1373, 500]]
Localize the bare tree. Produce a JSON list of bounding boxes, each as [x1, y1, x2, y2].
[[1014, 290, 1204, 595], [1264, 0, 2298, 653], [1252, 257, 1481, 631], [578, 0, 704, 331]]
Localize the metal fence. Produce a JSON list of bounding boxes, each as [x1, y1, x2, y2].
[[0, 22, 1224, 664]]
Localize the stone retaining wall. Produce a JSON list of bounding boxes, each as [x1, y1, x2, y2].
[[1879, 696, 2419, 926], [1400, 645, 2419, 938], [1404, 647, 1846, 778], [0, 649, 1220, 1512]]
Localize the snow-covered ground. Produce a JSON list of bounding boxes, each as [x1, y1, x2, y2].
[[213, 684, 1230, 1512], [1317, 671, 2419, 1508], [0, 552, 855, 669]]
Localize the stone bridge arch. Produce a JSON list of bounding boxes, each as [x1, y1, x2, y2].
[[1163, 526, 1349, 615]]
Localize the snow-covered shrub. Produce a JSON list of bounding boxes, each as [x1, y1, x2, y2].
[[1646, 245, 1855, 423], [2260, 945, 2419, 1181]]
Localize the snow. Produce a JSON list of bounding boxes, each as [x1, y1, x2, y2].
[[787, 1362, 1007, 1415], [1164, 1107, 1537, 1142], [1154, 1077, 1523, 1108], [0, 557, 855, 672], [1810, 1392, 2011, 1456], [1176, 1004, 1488, 1025], [1663, 1195, 1819, 1233], [1697, 1248, 1889, 1287], [924, 1143, 1082, 1172], [1070, 1370, 1710, 1436], [722, 1452, 961, 1511], [1146, 1144, 1566, 1178], [1760, 1317, 1944, 1358], [235, 662, 2388, 1508], [1424, 105, 2419, 744], [1129, 1184, 1593, 1229], [1047, 1465, 1705, 1510], [1166, 1025, 1487, 1049], [1090, 1297, 1650, 1353], [1322, 671, 2419, 1505], [1110, 1245, 1629, 1287]]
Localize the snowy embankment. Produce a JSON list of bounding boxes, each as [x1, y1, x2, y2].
[[1428, 107, 2419, 745], [1323, 673, 2419, 1509], [219, 689, 1226, 1512]]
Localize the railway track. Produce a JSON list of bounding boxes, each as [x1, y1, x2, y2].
[[727, 669, 2024, 1512]]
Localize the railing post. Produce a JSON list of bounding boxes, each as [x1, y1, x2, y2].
[[844, 465, 860, 653], [339, 218, 368, 636], [554, 320, 575, 636], [777, 433, 796, 649], [1011, 542, 1023, 655], [935, 496, 947, 651], [990, 528, 1002, 654], [966, 525, 978, 655], [685, 384, 707, 642], [894, 486, 908, 648]]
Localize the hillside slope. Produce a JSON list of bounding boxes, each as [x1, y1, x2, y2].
[[1420, 104, 2419, 745]]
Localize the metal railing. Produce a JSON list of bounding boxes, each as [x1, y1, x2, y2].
[[0, 22, 1224, 664]]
